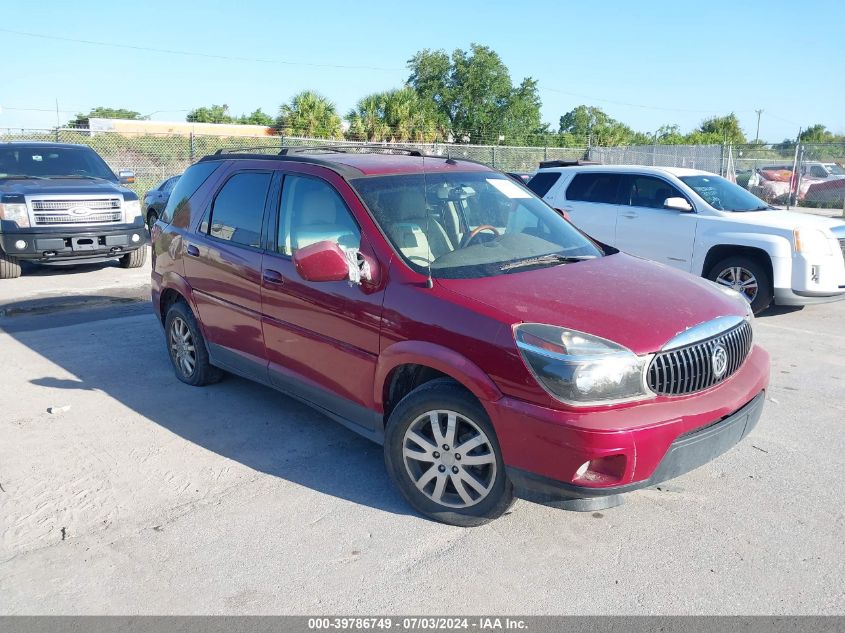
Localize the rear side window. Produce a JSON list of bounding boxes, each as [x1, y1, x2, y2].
[[161, 162, 220, 225], [207, 172, 272, 248], [565, 173, 622, 204], [526, 172, 561, 197]]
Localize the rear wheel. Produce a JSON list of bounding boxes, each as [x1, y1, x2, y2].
[[146, 210, 159, 232], [0, 250, 22, 279], [119, 246, 147, 269], [384, 378, 514, 526], [707, 255, 772, 314], [164, 301, 222, 387]]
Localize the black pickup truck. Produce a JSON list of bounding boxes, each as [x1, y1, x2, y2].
[[0, 142, 147, 279]]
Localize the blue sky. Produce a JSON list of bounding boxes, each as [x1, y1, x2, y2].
[[2, 0, 842, 142]]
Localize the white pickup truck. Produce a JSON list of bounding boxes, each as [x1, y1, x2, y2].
[[527, 164, 845, 313]]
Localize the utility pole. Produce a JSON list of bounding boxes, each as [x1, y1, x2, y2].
[[787, 127, 801, 210], [754, 109, 763, 144]]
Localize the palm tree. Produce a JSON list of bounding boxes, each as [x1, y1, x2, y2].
[[276, 91, 343, 139], [346, 87, 441, 143]]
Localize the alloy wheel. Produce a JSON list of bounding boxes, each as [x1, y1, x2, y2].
[[402, 409, 497, 509], [169, 316, 197, 377], [715, 266, 758, 303]]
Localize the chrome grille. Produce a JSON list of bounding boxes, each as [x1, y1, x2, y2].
[[31, 198, 122, 225], [648, 320, 753, 396]]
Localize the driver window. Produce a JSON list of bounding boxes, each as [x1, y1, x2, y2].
[[277, 175, 360, 256], [623, 176, 685, 209]]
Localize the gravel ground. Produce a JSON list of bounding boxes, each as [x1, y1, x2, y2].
[[0, 283, 843, 615]]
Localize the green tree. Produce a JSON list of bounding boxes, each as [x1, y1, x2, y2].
[[407, 44, 544, 144], [695, 113, 747, 144], [346, 87, 440, 142], [186, 104, 236, 124], [67, 107, 145, 128], [238, 108, 274, 126], [558, 105, 646, 146], [799, 124, 842, 143], [276, 91, 343, 139]]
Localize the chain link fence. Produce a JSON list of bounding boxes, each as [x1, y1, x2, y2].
[[2, 128, 843, 209]]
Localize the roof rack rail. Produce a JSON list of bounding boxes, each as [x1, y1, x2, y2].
[[538, 159, 600, 168], [214, 144, 424, 157]]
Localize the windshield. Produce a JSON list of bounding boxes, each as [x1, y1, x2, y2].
[[0, 146, 117, 181], [680, 174, 768, 211], [351, 171, 603, 279], [824, 164, 845, 175]]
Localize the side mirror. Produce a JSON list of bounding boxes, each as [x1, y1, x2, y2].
[[119, 170, 136, 184], [554, 207, 572, 222], [293, 241, 351, 282], [664, 197, 693, 212]]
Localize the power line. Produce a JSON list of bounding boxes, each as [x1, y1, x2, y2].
[[0, 28, 406, 72], [541, 86, 757, 115]]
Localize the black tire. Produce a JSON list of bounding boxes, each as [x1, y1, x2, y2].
[[146, 210, 158, 232], [0, 249, 22, 279], [119, 246, 147, 269], [384, 378, 514, 527], [707, 255, 773, 315], [163, 301, 222, 387]]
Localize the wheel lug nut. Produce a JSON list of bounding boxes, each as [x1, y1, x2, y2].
[[438, 465, 446, 473], [455, 454, 461, 460], [452, 466, 459, 474], [433, 451, 440, 458], [443, 444, 450, 451]]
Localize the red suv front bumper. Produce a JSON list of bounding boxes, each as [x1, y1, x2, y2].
[[486, 345, 770, 509]]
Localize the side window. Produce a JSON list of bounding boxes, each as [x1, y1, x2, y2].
[[207, 171, 271, 248], [162, 176, 178, 193], [526, 172, 561, 197], [161, 162, 220, 225], [622, 176, 685, 209], [810, 165, 827, 178], [277, 175, 360, 256], [565, 173, 622, 204]]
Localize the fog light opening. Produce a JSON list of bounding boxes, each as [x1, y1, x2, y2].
[[131, 233, 140, 243], [14, 240, 27, 250], [573, 454, 627, 485]]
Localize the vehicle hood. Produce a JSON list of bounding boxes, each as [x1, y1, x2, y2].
[[0, 177, 130, 198], [436, 253, 749, 356], [716, 208, 845, 232]]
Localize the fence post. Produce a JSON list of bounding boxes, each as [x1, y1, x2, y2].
[[189, 132, 195, 162], [544, 146, 548, 161], [55, 127, 60, 143], [492, 146, 496, 168]]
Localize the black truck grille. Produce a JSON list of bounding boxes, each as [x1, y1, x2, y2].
[[647, 320, 753, 396]]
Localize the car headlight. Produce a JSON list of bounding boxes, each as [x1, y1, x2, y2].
[[123, 199, 142, 223], [0, 202, 30, 228], [514, 323, 653, 406], [793, 228, 832, 255]]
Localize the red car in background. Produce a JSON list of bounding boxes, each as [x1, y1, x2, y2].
[[151, 147, 769, 526]]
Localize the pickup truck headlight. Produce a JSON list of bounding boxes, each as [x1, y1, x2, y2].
[[123, 199, 142, 223], [514, 323, 653, 406], [0, 202, 30, 228], [793, 228, 832, 255]]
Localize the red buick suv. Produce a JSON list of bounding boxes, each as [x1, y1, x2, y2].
[[151, 147, 769, 526]]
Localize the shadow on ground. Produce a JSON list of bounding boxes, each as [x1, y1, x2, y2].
[[7, 307, 412, 518]]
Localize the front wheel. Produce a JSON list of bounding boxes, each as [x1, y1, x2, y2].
[[707, 255, 773, 315], [0, 250, 22, 279], [384, 378, 514, 526], [146, 210, 159, 232], [164, 301, 222, 387], [119, 247, 147, 269]]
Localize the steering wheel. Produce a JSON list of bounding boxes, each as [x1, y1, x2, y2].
[[460, 224, 500, 248]]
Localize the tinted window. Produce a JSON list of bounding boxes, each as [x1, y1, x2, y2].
[[278, 175, 360, 256], [208, 172, 271, 248], [565, 173, 622, 203], [526, 172, 561, 197], [161, 162, 220, 224], [621, 175, 685, 208], [162, 176, 179, 193]]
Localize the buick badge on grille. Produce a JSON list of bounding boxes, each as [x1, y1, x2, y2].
[[711, 344, 728, 378]]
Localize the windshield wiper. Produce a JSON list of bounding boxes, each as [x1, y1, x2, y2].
[[0, 174, 46, 180], [500, 254, 597, 272], [49, 175, 105, 180]]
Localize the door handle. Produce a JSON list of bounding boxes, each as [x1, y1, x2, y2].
[[185, 244, 200, 257], [621, 212, 639, 219], [263, 269, 285, 285]]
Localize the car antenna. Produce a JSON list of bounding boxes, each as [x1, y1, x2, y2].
[[422, 154, 434, 288]]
